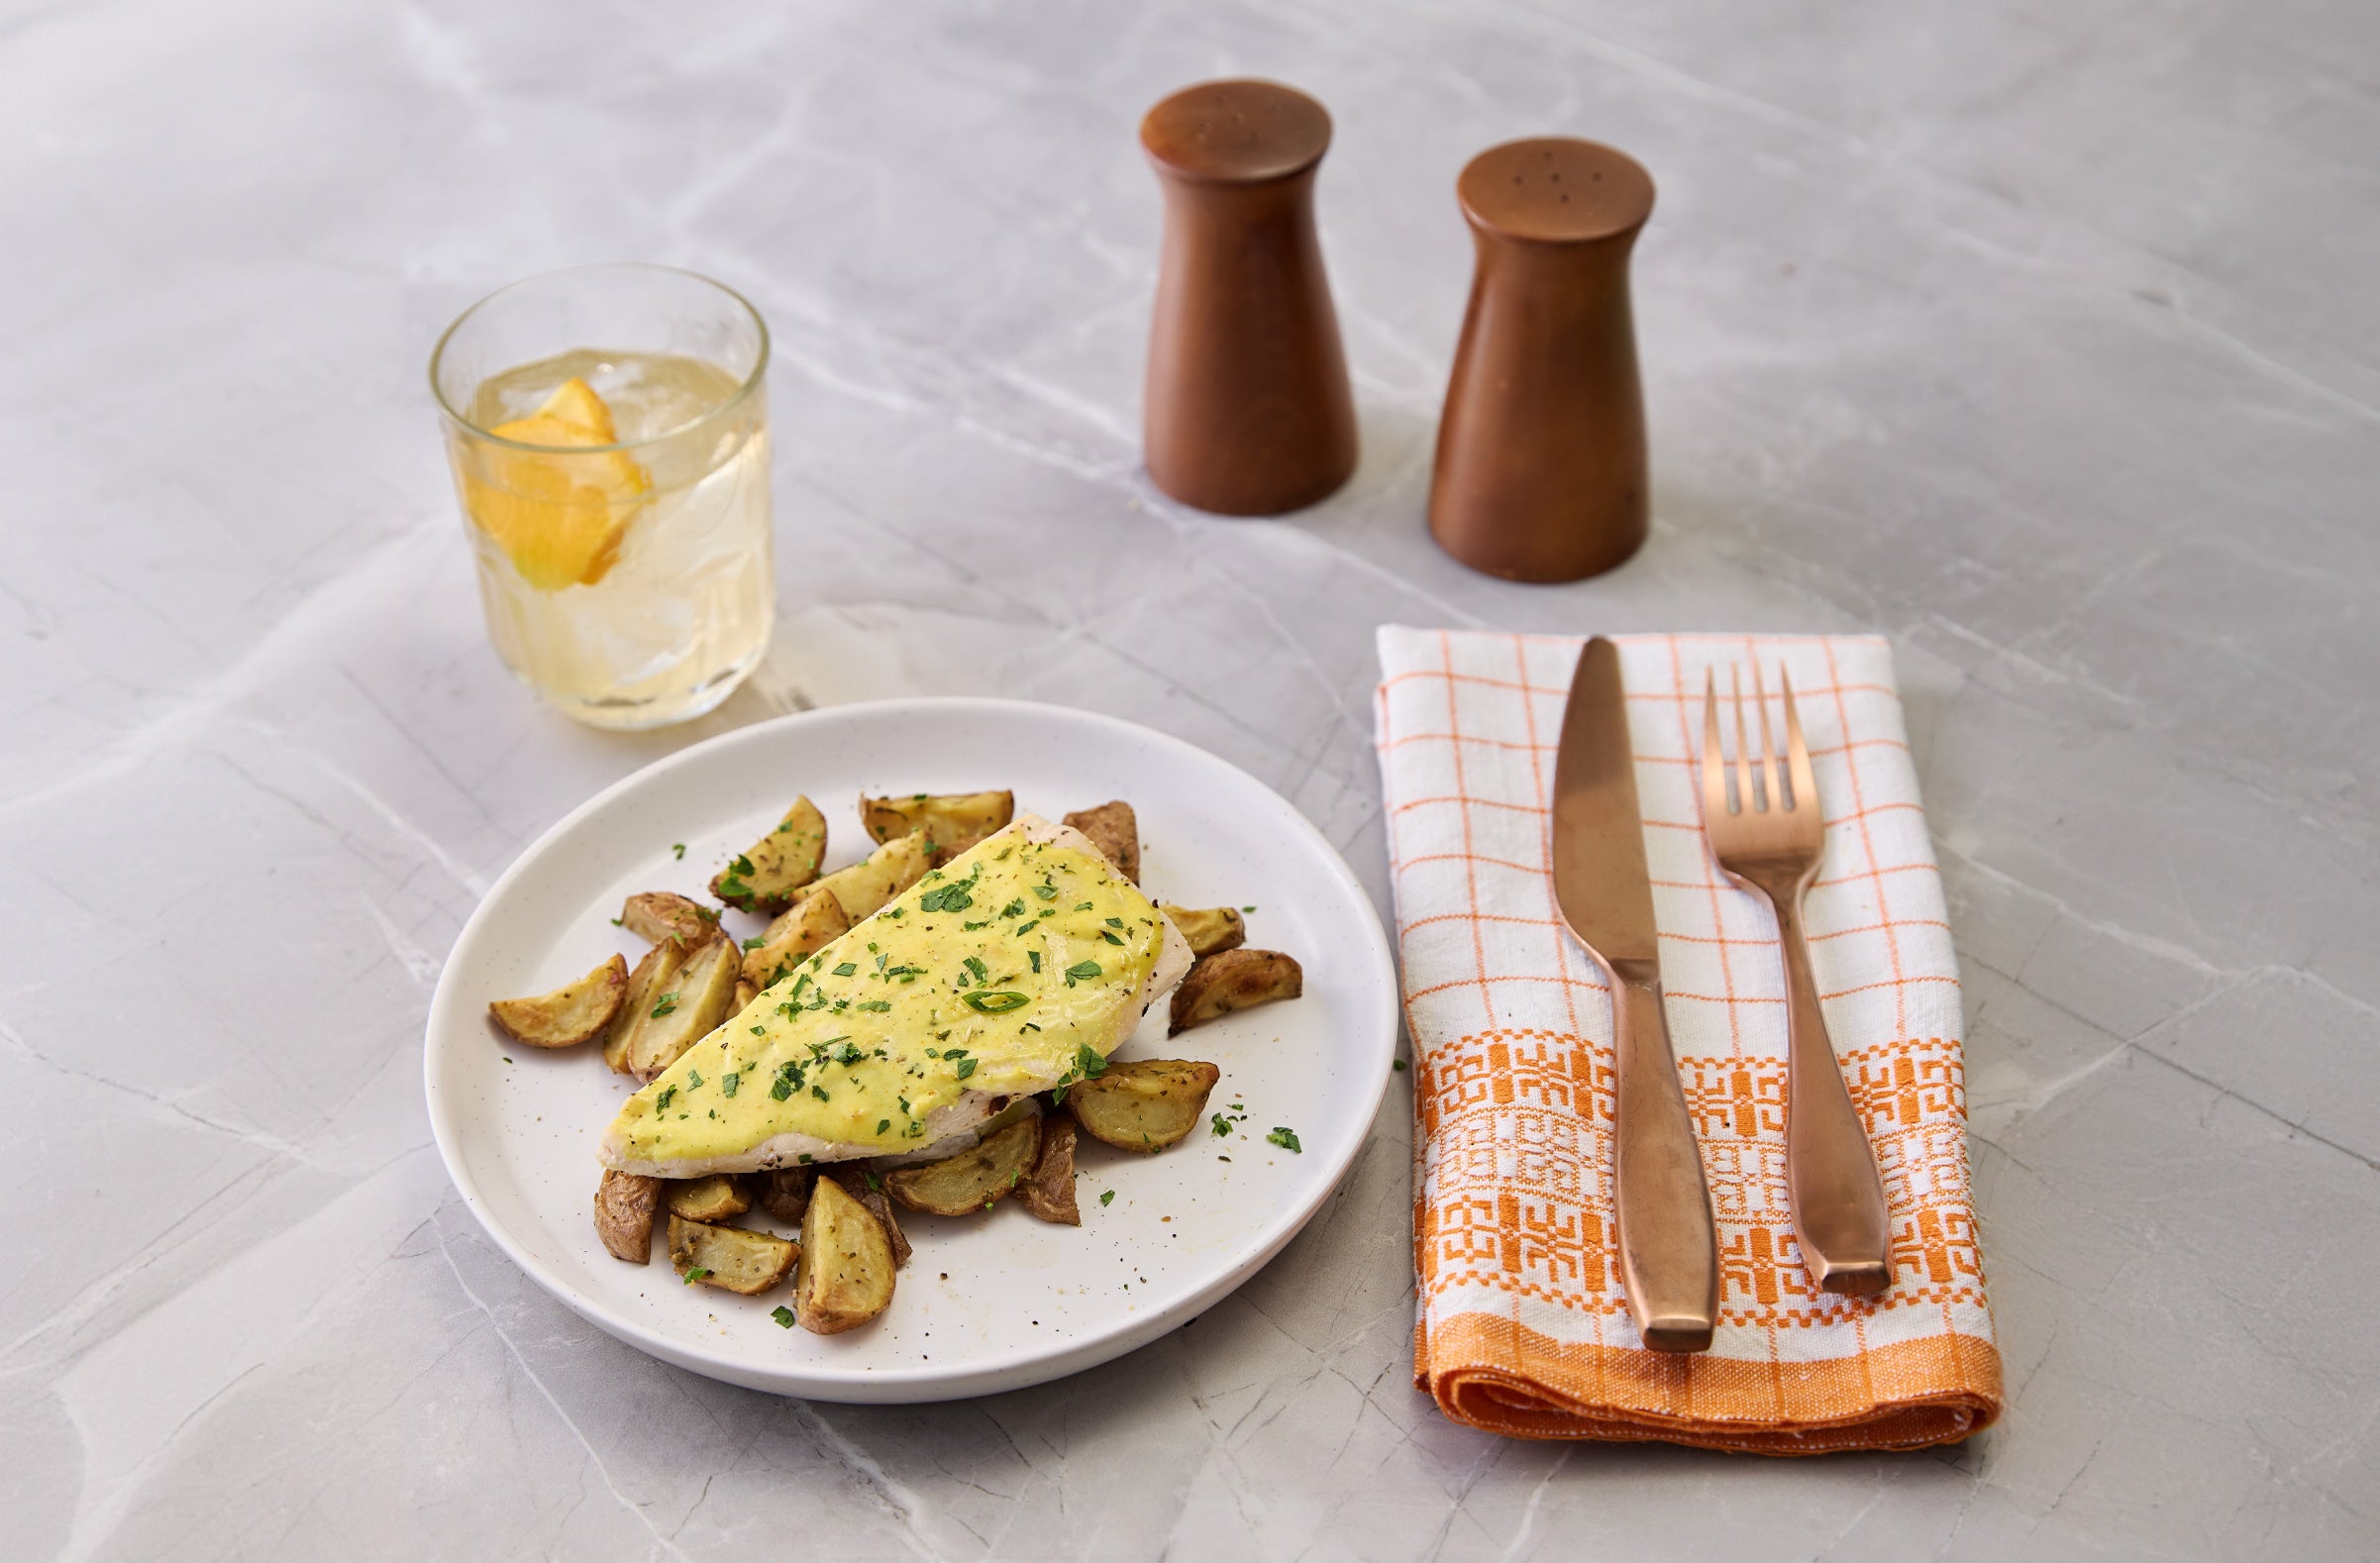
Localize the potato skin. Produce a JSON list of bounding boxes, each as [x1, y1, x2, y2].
[[883, 1114, 1042, 1218], [489, 953, 628, 1047], [743, 890, 850, 992], [1067, 1059, 1222, 1153], [1159, 905, 1246, 960], [795, 1174, 896, 1334], [666, 1175, 752, 1223], [595, 1170, 664, 1263], [667, 1215, 798, 1296], [620, 892, 723, 949], [1063, 800, 1139, 883], [1169, 948, 1303, 1035], [829, 1169, 912, 1269], [754, 1167, 814, 1225], [859, 790, 1015, 867], [1015, 1116, 1081, 1225], [712, 796, 828, 914]]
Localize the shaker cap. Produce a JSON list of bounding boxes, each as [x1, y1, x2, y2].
[[1458, 137, 1655, 243], [1142, 78, 1332, 184]]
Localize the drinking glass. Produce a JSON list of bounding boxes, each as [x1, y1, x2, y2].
[[431, 264, 773, 729]]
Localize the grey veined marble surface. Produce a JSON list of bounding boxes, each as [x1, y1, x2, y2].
[[4, 0, 2376, 1557]]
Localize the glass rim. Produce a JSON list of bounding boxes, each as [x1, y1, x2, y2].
[[428, 262, 771, 455]]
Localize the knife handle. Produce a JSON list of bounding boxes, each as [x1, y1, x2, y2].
[[1773, 885, 1894, 1296], [1610, 977, 1718, 1352]]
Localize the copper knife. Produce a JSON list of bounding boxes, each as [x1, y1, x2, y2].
[[1550, 637, 1719, 1353]]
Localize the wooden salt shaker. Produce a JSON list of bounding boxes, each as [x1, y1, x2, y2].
[[1429, 138, 1657, 580], [1140, 79, 1357, 515]]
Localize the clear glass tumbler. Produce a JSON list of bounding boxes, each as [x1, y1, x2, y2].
[[431, 264, 773, 729]]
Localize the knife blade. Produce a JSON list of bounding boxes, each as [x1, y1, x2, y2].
[[1551, 637, 1719, 1353]]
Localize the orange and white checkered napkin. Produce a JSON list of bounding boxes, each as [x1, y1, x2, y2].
[[1375, 628, 2002, 1454]]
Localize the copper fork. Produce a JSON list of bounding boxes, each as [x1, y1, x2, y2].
[[1700, 665, 1892, 1296]]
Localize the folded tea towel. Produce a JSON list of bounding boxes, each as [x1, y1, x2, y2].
[[1375, 627, 2001, 1453]]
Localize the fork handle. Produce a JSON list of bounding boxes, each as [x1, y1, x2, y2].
[[1609, 975, 1718, 1351], [1768, 884, 1894, 1295]]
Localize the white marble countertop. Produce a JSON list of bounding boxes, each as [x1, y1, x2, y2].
[[5, 1, 2374, 1557]]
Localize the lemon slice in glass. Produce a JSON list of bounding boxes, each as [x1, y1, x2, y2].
[[462, 377, 650, 590]]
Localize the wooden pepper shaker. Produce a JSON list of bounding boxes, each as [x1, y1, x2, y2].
[[1140, 79, 1358, 516], [1429, 138, 1657, 580]]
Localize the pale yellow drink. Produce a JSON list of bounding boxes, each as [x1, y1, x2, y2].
[[432, 266, 773, 730]]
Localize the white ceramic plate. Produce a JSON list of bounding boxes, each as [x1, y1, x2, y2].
[[425, 697, 1397, 1403]]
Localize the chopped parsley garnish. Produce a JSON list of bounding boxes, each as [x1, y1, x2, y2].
[[655, 1086, 676, 1112], [1242, 905, 1256, 912], [1028, 951, 1042, 973], [918, 881, 975, 913], [1267, 1126, 1302, 1153], [681, 1267, 710, 1284], [721, 1072, 740, 1096], [876, 1119, 890, 1136], [771, 1063, 801, 1100], [742, 935, 767, 950], [963, 990, 1029, 1015], [1033, 884, 1058, 900], [685, 1069, 703, 1090], [1075, 901, 1093, 911], [1393, 1060, 1407, 1072], [811, 1085, 829, 1101], [1210, 1113, 1233, 1137], [650, 993, 679, 1018], [1105, 916, 1124, 928], [954, 1057, 978, 1079], [857, 999, 891, 1012], [1064, 959, 1101, 985], [999, 898, 1027, 919], [772, 1304, 796, 1327], [963, 955, 989, 985], [833, 962, 858, 977], [1099, 1190, 1115, 1206], [1099, 930, 1123, 946], [672, 843, 686, 860]]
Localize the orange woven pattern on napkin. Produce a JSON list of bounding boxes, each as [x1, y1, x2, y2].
[[1375, 628, 2002, 1454]]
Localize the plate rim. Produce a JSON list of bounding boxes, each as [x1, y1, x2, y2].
[[423, 695, 1397, 1402]]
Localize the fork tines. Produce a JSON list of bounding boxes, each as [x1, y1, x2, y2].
[[1700, 665, 1816, 830]]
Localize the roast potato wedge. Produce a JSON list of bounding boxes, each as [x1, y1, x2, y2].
[[1015, 1115, 1081, 1225], [668, 1214, 797, 1296], [489, 954, 627, 1048], [605, 941, 684, 1074], [733, 978, 758, 1012], [666, 1174, 752, 1223], [794, 1173, 895, 1334], [1063, 800, 1139, 883], [1066, 1059, 1221, 1153], [711, 795, 828, 914], [1169, 948, 1303, 1035], [1160, 905, 1246, 960], [620, 936, 741, 1081], [744, 889, 851, 991], [830, 1169, 912, 1269], [789, 830, 931, 921], [620, 891, 722, 950], [754, 1167, 813, 1225], [594, 1170, 663, 1263], [883, 1111, 1043, 1217], [860, 789, 1015, 867]]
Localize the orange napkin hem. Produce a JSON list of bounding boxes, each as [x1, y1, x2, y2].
[[1418, 1310, 2003, 1454]]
